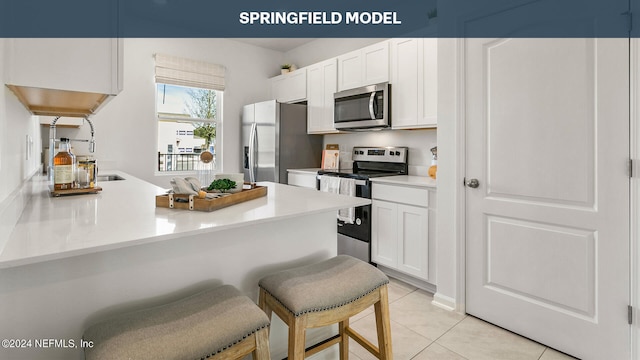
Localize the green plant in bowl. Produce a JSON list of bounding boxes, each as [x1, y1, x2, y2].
[[207, 179, 237, 193]]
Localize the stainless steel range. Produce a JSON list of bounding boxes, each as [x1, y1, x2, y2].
[[317, 146, 408, 263]]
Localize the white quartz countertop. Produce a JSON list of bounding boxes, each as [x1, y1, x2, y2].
[[1, 171, 369, 269], [371, 175, 437, 188]]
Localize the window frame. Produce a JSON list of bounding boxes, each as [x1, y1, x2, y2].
[[154, 84, 223, 175]]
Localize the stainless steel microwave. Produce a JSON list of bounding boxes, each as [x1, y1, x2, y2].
[[334, 82, 390, 130]]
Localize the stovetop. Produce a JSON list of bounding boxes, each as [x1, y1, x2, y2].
[[317, 146, 409, 180], [317, 169, 405, 179]]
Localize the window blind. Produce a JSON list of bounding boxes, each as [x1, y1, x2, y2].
[[154, 53, 225, 91]]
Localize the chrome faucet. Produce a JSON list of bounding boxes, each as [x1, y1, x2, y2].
[[48, 116, 96, 179]]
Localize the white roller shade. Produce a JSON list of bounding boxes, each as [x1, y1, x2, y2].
[[154, 53, 225, 91]]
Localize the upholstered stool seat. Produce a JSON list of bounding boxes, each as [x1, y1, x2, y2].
[[259, 255, 393, 360], [83, 285, 270, 360]]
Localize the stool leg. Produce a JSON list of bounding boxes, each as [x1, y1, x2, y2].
[[258, 288, 273, 321], [374, 286, 392, 360], [289, 315, 307, 360], [253, 327, 271, 360], [339, 318, 349, 360]]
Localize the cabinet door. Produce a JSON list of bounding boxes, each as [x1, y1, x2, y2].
[[287, 172, 318, 189], [307, 59, 338, 134], [390, 38, 420, 128], [337, 49, 362, 91], [271, 70, 307, 103], [397, 204, 429, 280], [362, 41, 389, 86], [420, 38, 438, 127], [6, 38, 122, 95], [390, 38, 437, 129], [371, 200, 398, 268]]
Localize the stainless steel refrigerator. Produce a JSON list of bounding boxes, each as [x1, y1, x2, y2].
[[242, 100, 323, 184]]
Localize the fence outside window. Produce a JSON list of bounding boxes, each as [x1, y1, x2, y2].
[[158, 153, 215, 172]]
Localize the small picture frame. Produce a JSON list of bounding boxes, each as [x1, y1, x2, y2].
[[322, 144, 340, 170]]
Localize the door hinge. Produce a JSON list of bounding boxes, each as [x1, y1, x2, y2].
[[629, 159, 634, 178], [629, 305, 633, 325]]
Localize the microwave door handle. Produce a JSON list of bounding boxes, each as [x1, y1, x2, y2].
[[368, 92, 376, 120]]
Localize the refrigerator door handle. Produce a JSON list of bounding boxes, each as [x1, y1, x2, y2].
[[253, 123, 259, 182], [248, 122, 257, 183]]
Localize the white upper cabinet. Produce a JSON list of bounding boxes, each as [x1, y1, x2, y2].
[[306, 58, 338, 134], [271, 69, 307, 104], [5, 38, 123, 117], [337, 41, 389, 91], [6, 38, 123, 96], [390, 38, 437, 129]]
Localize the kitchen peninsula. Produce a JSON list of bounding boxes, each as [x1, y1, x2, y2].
[[0, 172, 368, 360]]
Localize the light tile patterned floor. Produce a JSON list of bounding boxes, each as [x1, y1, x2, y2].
[[347, 277, 579, 360]]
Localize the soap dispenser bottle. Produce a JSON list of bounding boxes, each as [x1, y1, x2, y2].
[[428, 146, 437, 179]]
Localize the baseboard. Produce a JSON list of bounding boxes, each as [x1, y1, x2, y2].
[[376, 265, 437, 294], [432, 292, 457, 312]]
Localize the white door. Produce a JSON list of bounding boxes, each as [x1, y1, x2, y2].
[[465, 38, 630, 360]]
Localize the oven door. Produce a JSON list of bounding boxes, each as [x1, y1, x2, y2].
[[317, 175, 372, 262]]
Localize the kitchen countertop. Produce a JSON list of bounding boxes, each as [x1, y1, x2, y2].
[[1, 171, 369, 269], [371, 175, 437, 188]]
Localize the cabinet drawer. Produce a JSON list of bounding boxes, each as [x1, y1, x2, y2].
[[287, 172, 318, 189], [372, 183, 428, 207]]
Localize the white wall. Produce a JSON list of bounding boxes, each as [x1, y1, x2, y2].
[[432, 38, 462, 311], [323, 129, 436, 177], [52, 38, 285, 188], [284, 38, 387, 68], [0, 39, 43, 243]]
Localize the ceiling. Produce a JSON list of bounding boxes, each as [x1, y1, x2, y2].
[[232, 38, 316, 52]]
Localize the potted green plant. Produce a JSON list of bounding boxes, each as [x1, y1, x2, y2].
[[281, 64, 291, 75], [207, 178, 237, 193]]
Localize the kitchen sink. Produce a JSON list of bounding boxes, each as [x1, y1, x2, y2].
[[96, 174, 126, 182]]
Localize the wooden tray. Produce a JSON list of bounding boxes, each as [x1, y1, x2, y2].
[[50, 186, 102, 197], [155, 185, 267, 212]]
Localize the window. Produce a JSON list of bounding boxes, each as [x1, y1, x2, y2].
[[154, 54, 225, 174]]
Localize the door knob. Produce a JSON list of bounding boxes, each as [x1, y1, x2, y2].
[[466, 178, 480, 188]]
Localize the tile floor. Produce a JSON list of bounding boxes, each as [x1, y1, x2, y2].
[[347, 277, 578, 360]]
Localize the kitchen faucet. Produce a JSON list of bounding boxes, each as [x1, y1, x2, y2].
[[48, 116, 96, 179]]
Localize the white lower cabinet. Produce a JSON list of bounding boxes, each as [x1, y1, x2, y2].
[[372, 183, 433, 282], [287, 171, 318, 189]]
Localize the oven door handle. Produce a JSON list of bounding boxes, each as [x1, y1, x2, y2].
[[316, 175, 367, 186]]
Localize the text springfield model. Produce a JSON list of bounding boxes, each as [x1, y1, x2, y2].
[[239, 11, 402, 25]]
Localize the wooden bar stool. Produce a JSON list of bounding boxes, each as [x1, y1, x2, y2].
[[258, 255, 393, 360], [83, 285, 270, 360]]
